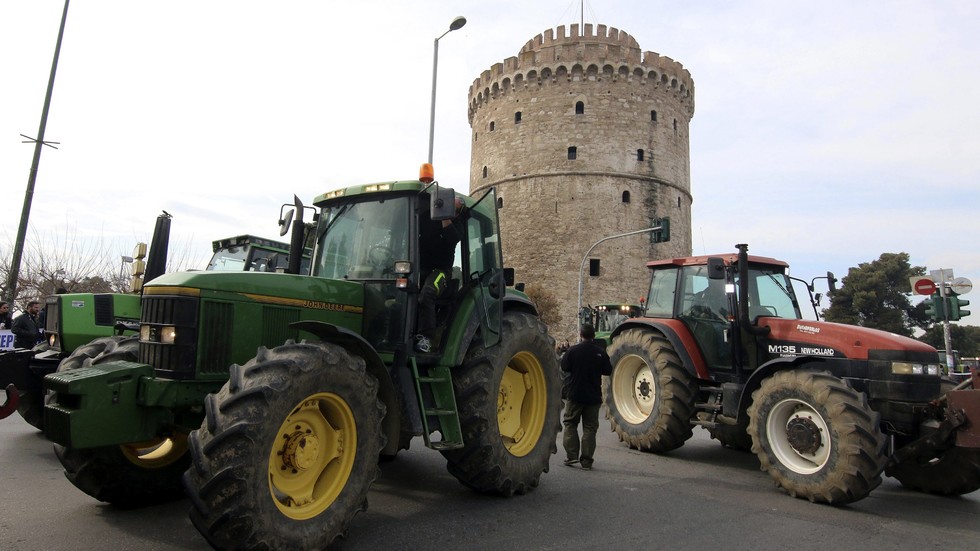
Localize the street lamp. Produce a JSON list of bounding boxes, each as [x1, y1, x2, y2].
[[427, 15, 467, 165]]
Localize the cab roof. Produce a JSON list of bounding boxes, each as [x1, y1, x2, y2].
[[646, 253, 789, 269]]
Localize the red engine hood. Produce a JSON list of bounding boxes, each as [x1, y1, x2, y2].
[[762, 318, 936, 360]]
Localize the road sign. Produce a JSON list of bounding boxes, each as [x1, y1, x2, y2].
[[911, 277, 937, 296], [949, 277, 973, 296]]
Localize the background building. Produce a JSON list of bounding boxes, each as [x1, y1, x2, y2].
[[468, 23, 695, 340]]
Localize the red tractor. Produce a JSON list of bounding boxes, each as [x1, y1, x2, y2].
[[604, 244, 980, 504]]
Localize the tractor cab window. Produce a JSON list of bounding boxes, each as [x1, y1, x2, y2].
[[745, 267, 801, 320], [208, 246, 248, 271], [645, 267, 678, 318], [313, 197, 411, 280], [680, 266, 730, 321]]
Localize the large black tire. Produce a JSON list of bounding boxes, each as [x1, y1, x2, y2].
[[441, 311, 561, 495], [887, 447, 980, 495], [746, 370, 887, 504], [52, 336, 191, 507], [184, 342, 386, 550], [603, 328, 696, 452]]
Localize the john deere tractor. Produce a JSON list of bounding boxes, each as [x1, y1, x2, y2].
[[603, 244, 980, 504], [43, 165, 561, 549]]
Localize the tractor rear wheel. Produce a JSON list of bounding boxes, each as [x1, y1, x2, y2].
[[184, 342, 385, 550], [441, 311, 560, 495], [604, 329, 696, 452], [52, 336, 190, 507], [747, 370, 887, 504]]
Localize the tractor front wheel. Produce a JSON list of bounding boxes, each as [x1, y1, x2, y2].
[[441, 311, 561, 495], [747, 370, 887, 504], [604, 329, 696, 452], [184, 342, 385, 550], [52, 336, 190, 506]]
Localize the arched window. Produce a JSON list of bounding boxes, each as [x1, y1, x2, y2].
[[496, 197, 504, 209], [575, 101, 585, 115], [482, 166, 488, 178], [637, 149, 644, 162], [651, 110, 658, 122], [567, 146, 577, 160], [622, 191, 631, 203], [514, 111, 522, 124], [490, 121, 495, 131]]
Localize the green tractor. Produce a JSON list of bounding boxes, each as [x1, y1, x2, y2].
[[580, 303, 645, 348], [43, 166, 561, 549], [3, 211, 302, 431]]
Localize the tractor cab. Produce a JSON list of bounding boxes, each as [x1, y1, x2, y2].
[[302, 166, 505, 358]]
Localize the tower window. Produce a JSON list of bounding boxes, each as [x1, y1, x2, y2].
[[567, 146, 577, 160], [637, 149, 644, 162], [677, 196, 681, 208], [651, 110, 658, 122], [515, 111, 522, 124], [490, 121, 495, 131], [575, 101, 585, 115], [673, 119, 678, 136], [482, 166, 488, 178], [497, 197, 504, 209], [622, 191, 631, 203], [589, 259, 601, 277], [474, 132, 478, 142]]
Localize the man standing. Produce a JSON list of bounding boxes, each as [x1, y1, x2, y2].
[[561, 323, 612, 470], [12, 300, 43, 350]]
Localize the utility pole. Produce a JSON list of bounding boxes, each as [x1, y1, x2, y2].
[[5, 0, 70, 306]]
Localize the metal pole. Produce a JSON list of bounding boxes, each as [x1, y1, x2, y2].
[[938, 270, 954, 372], [577, 223, 665, 324], [426, 16, 466, 165], [5, 0, 70, 306]]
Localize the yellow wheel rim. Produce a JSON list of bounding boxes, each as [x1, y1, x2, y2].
[[497, 351, 547, 457], [268, 392, 356, 520], [120, 432, 188, 469]]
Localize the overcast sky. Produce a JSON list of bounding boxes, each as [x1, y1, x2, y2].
[[2, 1, 977, 325]]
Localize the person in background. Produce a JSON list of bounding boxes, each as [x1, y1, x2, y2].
[[12, 300, 43, 349], [0, 301, 12, 330], [561, 323, 612, 470]]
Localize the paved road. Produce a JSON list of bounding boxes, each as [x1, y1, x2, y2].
[[2, 413, 979, 551]]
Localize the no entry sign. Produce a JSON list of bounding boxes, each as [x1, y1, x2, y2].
[[911, 277, 937, 296]]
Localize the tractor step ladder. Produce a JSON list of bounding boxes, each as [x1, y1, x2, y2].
[[692, 386, 724, 429], [410, 358, 464, 450]]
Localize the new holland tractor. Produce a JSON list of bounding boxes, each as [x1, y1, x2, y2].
[[43, 165, 561, 549], [603, 244, 980, 504]]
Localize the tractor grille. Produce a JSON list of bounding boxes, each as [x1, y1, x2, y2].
[[199, 301, 234, 376], [140, 295, 199, 379], [93, 294, 114, 326]]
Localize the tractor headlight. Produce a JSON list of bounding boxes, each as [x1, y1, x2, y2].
[[891, 361, 940, 376], [140, 325, 177, 344]]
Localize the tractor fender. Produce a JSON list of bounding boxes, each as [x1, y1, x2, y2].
[[608, 319, 711, 380], [732, 355, 829, 420], [448, 293, 539, 367], [289, 320, 402, 456]]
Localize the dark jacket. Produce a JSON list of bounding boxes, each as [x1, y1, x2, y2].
[[560, 339, 612, 405], [12, 312, 42, 349]]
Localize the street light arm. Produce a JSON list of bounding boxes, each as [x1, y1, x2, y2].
[[577, 223, 667, 324]]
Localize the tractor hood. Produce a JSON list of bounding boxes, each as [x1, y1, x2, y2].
[[763, 317, 937, 361], [143, 271, 365, 314]]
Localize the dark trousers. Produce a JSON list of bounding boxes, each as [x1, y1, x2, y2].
[[562, 401, 601, 468]]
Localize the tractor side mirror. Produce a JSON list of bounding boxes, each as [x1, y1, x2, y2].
[[430, 185, 457, 221], [504, 267, 515, 286], [707, 257, 726, 280], [279, 208, 294, 237]]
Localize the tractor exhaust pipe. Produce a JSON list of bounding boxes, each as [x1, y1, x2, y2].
[[287, 196, 306, 275], [736, 243, 770, 336], [143, 211, 172, 284]]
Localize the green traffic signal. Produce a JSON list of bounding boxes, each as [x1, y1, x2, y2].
[[948, 296, 971, 321], [924, 295, 945, 320]]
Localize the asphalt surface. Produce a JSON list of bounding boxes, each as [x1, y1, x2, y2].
[[2, 412, 979, 551]]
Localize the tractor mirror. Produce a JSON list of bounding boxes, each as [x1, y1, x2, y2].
[[430, 185, 457, 221], [504, 267, 515, 286], [707, 257, 726, 280], [279, 209, 294, 237]]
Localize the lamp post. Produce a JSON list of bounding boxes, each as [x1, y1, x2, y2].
[[427, 16, 467, 165]]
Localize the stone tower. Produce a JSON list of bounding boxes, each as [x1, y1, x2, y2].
[[468, 23, 695, 341]]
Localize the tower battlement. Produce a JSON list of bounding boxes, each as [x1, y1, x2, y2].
[[468, 24, 693, 121]]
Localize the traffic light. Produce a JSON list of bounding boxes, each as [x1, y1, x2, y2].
[[651, 217, 670, 243], [924, 295, 945, 321], [948, 296, 971, 321]]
